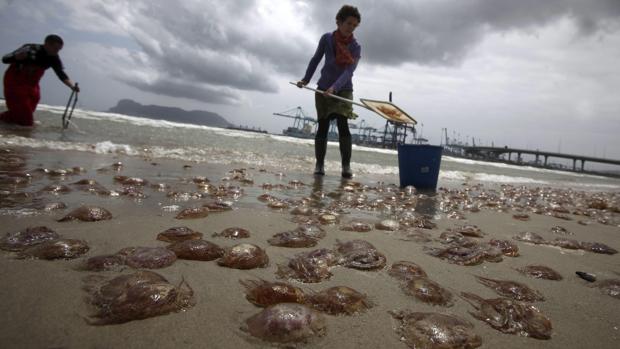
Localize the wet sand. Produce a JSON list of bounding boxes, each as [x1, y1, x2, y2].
[[0, 147, 619, 348]]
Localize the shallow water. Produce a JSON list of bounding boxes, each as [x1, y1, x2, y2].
[[1, 102, 619, 191]]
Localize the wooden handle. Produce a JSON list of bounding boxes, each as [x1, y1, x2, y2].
[[289, 82, 368, 109]]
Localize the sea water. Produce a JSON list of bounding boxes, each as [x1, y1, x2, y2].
[[1, 102, 619, 192]]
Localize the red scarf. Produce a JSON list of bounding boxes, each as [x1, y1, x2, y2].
[[333, 30, 355, 67]]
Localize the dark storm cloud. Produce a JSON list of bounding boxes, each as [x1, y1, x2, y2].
[[37, 0, 620, 104], [56, 0, 316, 104], [308, 0, 620, 66], [122, 78, 241, 105]]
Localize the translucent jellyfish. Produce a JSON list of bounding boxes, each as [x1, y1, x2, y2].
[[212, 227, 250, 239], [58, 206, 112, 222], [276, 248, 340, 283], [268, 230, 318, 248], [240, 279, 306, 307], [0, 226, 59, 251], [335, 239, 386, 270], [595, 279, 620, 299], [243, 303, 326, 343], [175, 207, 209, 219], [388, 261, 428, 281], [389, 311, 482, 349], [513, 232, 547, 245], [475, 276, 545, 302], [461, 292, 552, 340], [307, 286, 372, 315], [488, 239, 520, 257], [18, 238, 89, 259], [117, 247, 177, 269], [84, 271, 195, 325], [340, 221, 373, 232], [84, 254, 126, 271], [516, 265, 563, 281], [403, 277, 453, 306], [579, 242, 617, 255], [157, 226, 203, 242], [217, 243, 269, 269], [167, 240, 224, 261]]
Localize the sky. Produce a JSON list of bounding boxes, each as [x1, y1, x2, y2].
[[1, 0, 619, 159]]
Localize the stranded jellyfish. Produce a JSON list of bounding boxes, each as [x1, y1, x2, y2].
[[212, 227, 250, 239], [84, 271, 195, 325], [335, 239, 386, 270], [516, 265, 563, 281], [579, 241, 617, 255], [58, 206, 112, 222], [388, 261, 428, 281], [240, 279, 306, 307], [157, 226, 203, 242], [375, 219, 399, 231], [167, 240, 224, 261], [217, 243, 269, 269], [175, 207, 209, 219], [18, 238, 89, 259], [0, 226, 59, 251], [243, 303, 326, 343], [268, 230, 318, 248], [513, 232, 546, 245], [84, 254, 126, 271], [117, 247, 177, 269], [389, 311, 482, 349], [403, 277, 453, 307], [461, 292, 552, 340], [475, 276, 545, 302], [307, 286, 372, 315], [488, 239, 520, 257], [595, 279, 620, 299], [340, 221, 373, 232], [276, 248, 340, 283]]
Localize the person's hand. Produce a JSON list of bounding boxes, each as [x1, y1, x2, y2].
[[296, 80, 307, 88], [72, 84, 80, 93], [324, 87, 335, 96]]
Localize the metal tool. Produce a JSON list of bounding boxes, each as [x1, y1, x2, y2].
[[62, 83, 79, 129]]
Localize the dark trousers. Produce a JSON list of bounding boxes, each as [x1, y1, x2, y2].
[[316, 114, 351, 139], [314, 114, 351, 168]]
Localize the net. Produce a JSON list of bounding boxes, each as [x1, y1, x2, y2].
[[360, 98, 417, 125]]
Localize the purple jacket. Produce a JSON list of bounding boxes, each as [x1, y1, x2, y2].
[[302, 32, 361, 92]]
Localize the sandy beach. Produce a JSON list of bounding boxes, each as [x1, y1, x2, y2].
[[0, 146, 619, 349]]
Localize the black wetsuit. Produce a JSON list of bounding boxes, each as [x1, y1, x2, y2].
[[2, 44, 68, 81]]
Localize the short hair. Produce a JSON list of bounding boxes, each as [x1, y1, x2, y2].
[[336, 5, 361, 24], [44, 34, 64, 46]]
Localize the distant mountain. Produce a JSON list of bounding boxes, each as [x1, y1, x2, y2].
[[108, 99, 232, 128]]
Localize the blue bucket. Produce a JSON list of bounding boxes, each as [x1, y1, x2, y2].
[[397, 144, 443, 190]]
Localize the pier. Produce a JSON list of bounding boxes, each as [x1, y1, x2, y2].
[[445, 144, 620, 177]]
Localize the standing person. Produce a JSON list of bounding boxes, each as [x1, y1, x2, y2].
[[297, 5, 361, 178], [1, 34, 79, 127]]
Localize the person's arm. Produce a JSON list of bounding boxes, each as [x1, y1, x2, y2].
[[330, 44, 361, 93], [62, 78, 79, 92], [299, 34, 327, 86], [2, 45, 30, 64], [52, 57, 79, 92]]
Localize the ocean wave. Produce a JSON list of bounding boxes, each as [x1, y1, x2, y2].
[[2, 134, 618, 190], [0, 134, 304, 170]]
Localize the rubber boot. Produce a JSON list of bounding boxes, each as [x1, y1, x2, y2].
[[314, 137, 327, 175], [339, 135, 352, 178]]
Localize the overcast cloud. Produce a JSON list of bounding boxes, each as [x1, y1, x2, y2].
[[1, 0, 619, 157]]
